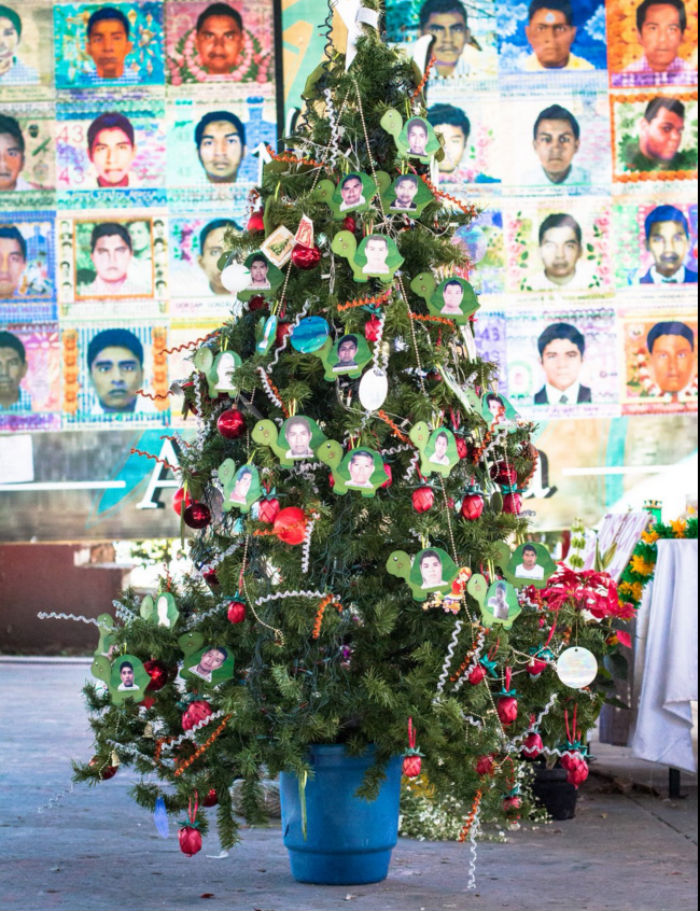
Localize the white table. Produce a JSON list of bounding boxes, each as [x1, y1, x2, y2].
[[630, 538, 698, 776]]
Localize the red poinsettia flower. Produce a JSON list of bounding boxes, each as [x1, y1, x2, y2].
[[539, 566, 631, 620]]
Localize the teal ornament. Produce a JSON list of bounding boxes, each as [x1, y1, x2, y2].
[[291, 316, 330, 353], [256, 314, 278, 353], [386, 547, 459, 602]]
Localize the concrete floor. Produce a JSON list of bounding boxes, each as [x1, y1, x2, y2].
[[0, 659, 696, 911]]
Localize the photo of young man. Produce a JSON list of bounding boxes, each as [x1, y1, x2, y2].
[[87, 328, 144, 414], [645, 320, 697, 399], [535, 322, 592, 405], [79, 223, 150, 297], [619, 0, 695, 85], [0, 5, 39, 84], [390, 175, 419, 210], [621, 96, 692, 172], [0, 329, 30, 411], [0, 224, 26, 298], [196, 219, 239, 295], [0, 114, 31, 191], [361, 235, 390, 275], [194, 3, 244, 75], [525, 104, 590, 186], [86, 112, 137, 188], [418, 549, 446, 589], [522, 0, 594, 71], [338, 174, 366, 212], [514, 544, 546, 580], [346, 450, 376, 489], [83, 6, 137, 83], [333, 335, 359, 373], [194, 110, 246, 184], [284, 416, 315, 459], [639, 205, 698, 283], [406, 118, 429, 156]]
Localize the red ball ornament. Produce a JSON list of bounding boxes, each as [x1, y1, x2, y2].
[[460, 493, 484, 521], [468, 663, 486, 685], [227, 601, 246, 623], [381, 464, 392, 488], [202, 788, 218, 807], [90, 756, 117, 780], [183, 502, 211, 529], [258, 496, 281, 524], [247, 209, 265, 233], [503, 795, 522, 812], [503, 492, 522, 515], [178, 826, 202, 857], [248, 294, 267, 312], [455, 436, 468, 460], [217, 408, 246, 439], [182, 699, 212, 732], [521, 732, 544, 759], [276, 321, 292, 347], [143, 659, 168, 692], [402, 754, 422, 778], [202, 568, 220, 589], [364, 315, 382, 342], [497, 695, 518, 726], [475, 754, 495, 777], [343, 215, 357, 233], [526, 656, 548, 678], [561, 753, 589, 788], [291, 243, 321, 270], [273, 507, 307, 545], [490, 461, 517, 486], [172, 487, 193, 516], [412, 486, 434, 513]]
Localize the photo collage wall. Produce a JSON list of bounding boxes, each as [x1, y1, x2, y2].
[[0, 0, 698, 531], [0, 0, 277, 431]]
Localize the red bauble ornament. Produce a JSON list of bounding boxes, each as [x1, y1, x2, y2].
[[503, 492, 522, 515], [503, 795, 522, 811], [276, 321, 292, 347], [183, 502, 211, 529], [248, 294, 267, 312], [273, 507, 307, 545], [475, 754, 495, 777], [258, 497, 280, 524], [217, 408, 246, 439], [412, 486, 434, 513], [526, 656, 548, 678], [364, 315, 382, 342], [343, 215, 357, 233], [561, 752, 589, 788], [490, 461, 517, 486], [227, 601, 246, 624], [468, 664, 486, 685], [497, 695, 518, 726], [460, 493, 484, 521], [143, 659, 168, 692], [202, 568, 220, 589], [172, 487, 193, 516], [247, 209, 265, 233], [90, 756, 117, 780], [381, 464, 392, 488], [182, 700, 212, 732], [455, 436, 468, 460], [521, 732, 544, 759], [202, 788, 218, 807], [178, 826, 202, 857], [402, 754, 422, 778], [291, 244, 321, 270]]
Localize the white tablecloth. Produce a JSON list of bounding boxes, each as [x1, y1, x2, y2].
[[630, 539, 698, 772]]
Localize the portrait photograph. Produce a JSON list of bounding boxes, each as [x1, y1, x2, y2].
[[55, 101, 166, 192], [613, 200, 698, 286], [0, 213, 55, 313], [621, 308, 698, 413], [382, 172, 433, 216], [423, 426, 460, 474], [0, 0, 53, 92], [168, 213, 240, 300], [505, 541, 556, 588], [165, 0, 274, 91], [68, 216, 158, 301], [0, 104, 54, 192], [385, 0, 499, 86], [395, 115, 441, 163], [504, 199, 613, 294], [481, 579, 520, 629], [278, 415, 327, 463], [610, 90, 698, 181], [451, 207, 505, 295], [325, 332, 372, 378], [181, 644, 234, 686], [108, 653, 149, 704], [330, 172, 377, 217], [221, 462, 262, 513], [354, 234, 403, 282], [62, 322, 169, 426], [408, 546, 458, 596], [238, 250, 283, 299], [425, 93, 501, 189], [496, 0, 607, 76], [498, 90, 612, 194], [53, 2, 165, 89], [427, 276, 479, 324], [0, 322, 61, 431], [337, 447, 386, 494], [607, 0, 698, 89], [165, 97, 276, 195], [504, 306, 619, 418], [480, 390, 519, 426]]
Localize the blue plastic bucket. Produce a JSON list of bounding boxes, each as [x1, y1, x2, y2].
[[280, 744, 402, 884]]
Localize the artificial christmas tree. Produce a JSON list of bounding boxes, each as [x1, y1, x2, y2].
[[73, 0, 554, 881]]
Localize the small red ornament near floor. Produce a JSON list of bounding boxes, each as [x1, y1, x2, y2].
[[227, 601, 246, 624], [178, 826, 202, 857], [521, 732, 544, 759], [89, 756, 117, 780]]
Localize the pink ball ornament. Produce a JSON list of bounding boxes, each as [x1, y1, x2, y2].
[[182, 700, 212, 731], [227, 601, 246, 624], [460, 492, 484, 521], [503, 492, 522, 515], [364, 315, 382, 342], [217, 408, 246, 439], [178, 826, 202, 857], [497, 695, 518, 726], [521, 732, 544, 759], [258, 497, 280, 524]]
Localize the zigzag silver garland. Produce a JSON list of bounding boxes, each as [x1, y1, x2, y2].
[[467, 809, 480, 890], [436, 618, 463, 694], [36, 611, 105, 627], [301, 512, 319, 574], [156, 708, 227, 758], [254, 589, 328, 607]]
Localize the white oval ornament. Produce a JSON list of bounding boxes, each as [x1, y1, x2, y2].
[[556, 647, 598, 689], [358, 367, 388, 411], [220, 262, 251, 293]]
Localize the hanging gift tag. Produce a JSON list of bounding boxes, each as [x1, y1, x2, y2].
[[358, 367, 388, 411], [556, 647, 598, 688], [294, 215, 315, 248]]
